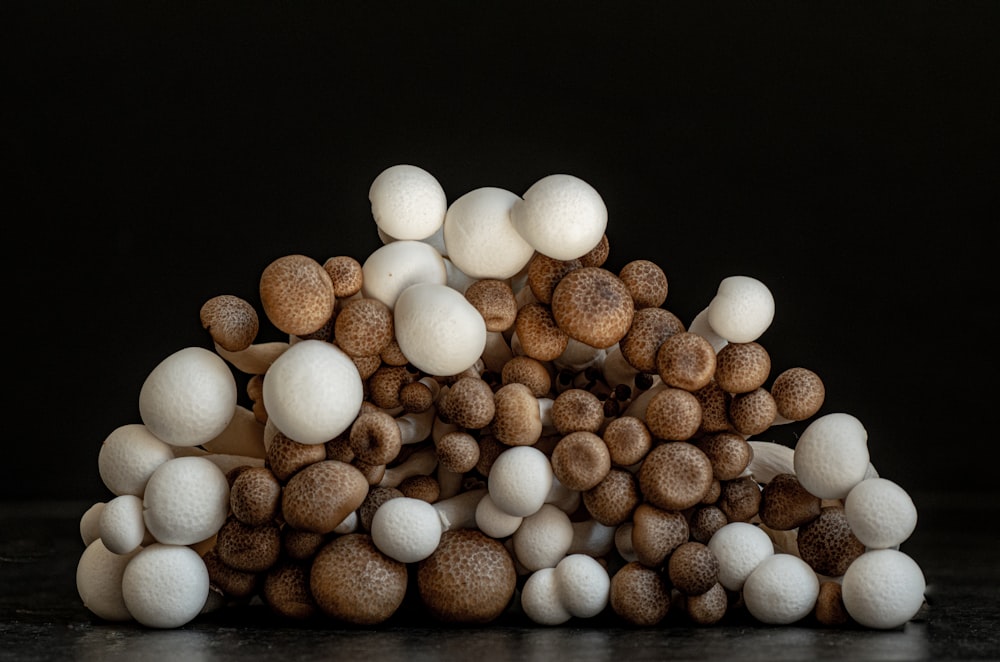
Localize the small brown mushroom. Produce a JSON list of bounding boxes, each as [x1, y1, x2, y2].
[[526, 254, 581, 304], [814, 580, 850, 626], [582, 468, 640, 526], [797, 505, 866, 577], [758, 473, 822, 531], [200, 295, 259, 352], [281, 527, 327, 561], [728, 387, 778, 436], [668, 541, 720, 596], [500, 355, 552, 397], [367, 365, 416, 410], [692, 380, 733, 434], [638, 441, 714, 511], [631, 503, 690, 568], [550, 267, 635, 349], [602, 415, 653, 467], [514, 302, 570, 361], [333, 297, 394, 358], [770, 367, 826, 422], [619, 307, 686, 373], [491, 382, 543, 446], [203, 548, 259, 600], [229, 466, 281, 527], [263, 560, 317, 620], [323, 255, 364, 299], [437, 376, 496, 429], [644, 388, 703, 441], [310, 533, 409, 625], [215, 516, 282, 573], [550, 431, 612, 492], [579, 233, 610, 268], [434, 430, 481, 474], [349, 410, 403, 466], [266, 431, 328, 482], [618, 259, 668, 309], [281, 460, 369, 534], [717, 476, 763, 523], [550, 388, 604, 435], [714, 342, 771, 394], [684, 582, 728, 625], [259, 254, 335, 336], [688, 505, 729, 544], [696, 431, 753, 481], [609, 561, 671, 626], [656, 331, 717, 392], [416, 529, 517, 624], [464, 279, 518, 332], [399, 474, 441, 503], [358, 485, 404, 531]]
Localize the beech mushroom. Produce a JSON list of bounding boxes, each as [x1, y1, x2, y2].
[[841, 549, 926, 629], [370, 496, 443, 563], [121, 543, 210, 629], [609, 561, 672, 626], [487, 445, 553, 517], [742, 553, 820, 625], [394, 282, 487, 377], [142, 456, 230, 546], [200, 294, 259, 352], [510, 173, 608, 261], [442, 186, 534, 279], [770, 367, 826, 422], [656, 331, 717, 392], [844, 477, 918, 549], [361, 240, 448, 310], [793, 412, 870, 500], [705, 275, 775, 344], [281, 460, 369, 534], [310, 533, 409, 625], [323, 255, 364, 299], [550, 431, 611, 492], [550, 267, 634, 349], [333, 297, 394, 358], [714, 341, 771, 394], [707, 521, 775, 591], [618, 259, 668, 309], [77, 538, 139, 622], [512, 503, 575, 571], [368, 164, 447, 240], [796, 505, 865, 577], [98, 423, 175, 496], [638, 441, 714, 511], [99, 494, 148, 555]]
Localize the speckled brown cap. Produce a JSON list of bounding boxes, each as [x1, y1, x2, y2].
[[758, 473, 821, 531], [416, 528, 516, 624], [267, 431, 328, 482], [263, 560, 316, 620], [618, 259, 668, 309], [514, 302, 569, 361], [684, 582, 728, 625], [578, 233, 610, 268], [349, 410, 402, 466], [714, 342, 771, 394], [656, 331, 717, 392], [527, 253, 582, 304], [281, 460, 369, 534], [814, 580, 850, 626], [259, 254, 335, 336], [434, 430, 481, 474], [215, 515, 281, 573], [770, 367, 826, 421], [583, 468, 640, 526], [229, 466, 281, 527], [550, 267, 635, 349], [602, 415, 653, 467], [437, 376, 496, 429], [367, 365, 417, 410], [797, 505, 866, 577], [728, 387, 777, 436], [717, 476, 762, 523], [688, 505, 728, 544], [644, 388, 703, 441], [609, 560, 671, 626], [619, 307, 686, 373], [692, 381, 733, 435], [550, 430, 612, 491], [638, 441, 714, 511], [696, 431, 753, 481], [203, 548, 259, 600], [631, 502, 690, 568], [322, 255, 364, 299], [668, 541, 720, 596], [500, 355, 552, 397], [550, 388, 604, 435], [200, 294, 259, 352], [491, 382, 543, 446], [310, 533, 408, 625], [464, 279, 518, 332], [333, 297, 394, 358]]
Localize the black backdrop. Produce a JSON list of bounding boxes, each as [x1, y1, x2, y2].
[[7, 2, 998, 508]]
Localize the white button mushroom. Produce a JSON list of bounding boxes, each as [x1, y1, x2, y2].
[[121, 543, 210, 629], [261, 339, 364, 445], [707, 521, 775, 591], [368, 164, 448, 241], [77, 538, 139, 622], [99, 494, 148, 555], [487, 445, 554, 518], [844, 477, 919, 549], [841, 549, 926, 629], [370, 496, 443, 563], [510, 174, 608, 261], [520, 567, 573, 625], [361, 240, 448, 310], [705, 275, 775, 344], [442, 186, 535, 279], [98, 424, 175, 496], [393, 282, 487, 377], [475, 492, 524, 539], [555, 553, 611, 619], [142, 456, 230, 546], [138, 346, 238, 447], [793, 412, 870, 500], [742, 553, 820, 625], [512, 503, 575, 571]]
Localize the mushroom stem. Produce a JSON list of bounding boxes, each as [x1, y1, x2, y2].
[[601, 344, 640, 389], [434, 488, 488, 532], [744, 441, 795, 483], [437, 466, 465, 500], [554, 339, 605, 374], [214, 341, 290, 375], [169, 446, 265, 474], [622, 383, 668, 421], [568, 519, 617, 558], [396, 407, 436, 445], [687, 308, 728, 353], [379, 445, 438, 487], [201, 405, 266, 458], [482, 331, 514, 374]]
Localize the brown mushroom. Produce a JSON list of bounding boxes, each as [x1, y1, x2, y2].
[[259, 254, 335, 336], [281, 460, 369, 534], [714, 342, 771, 394], [200, 295, 259, 352], [310, 533, 408, 625], [609, 561, 671, 626], [638, 441, 714, 511], [550, 267, 635, 349]]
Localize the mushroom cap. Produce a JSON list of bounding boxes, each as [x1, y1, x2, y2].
[[333, 297, 394, 358], [437, 376, 496, 429], [619, 307, 686, 373], [555, 553, 611, 618], [281, 460, 369, 533], [513, 302, 569, 361], [361, 240, 448, 310], [718, 476, 763, 524], [696, 431, 753, 481], [434, 430, 481, 474], [550, 267, 634, 349], [121, 543, 210, 629], [393, 282, 487, 377], [265, 431, 327, 481], [743, 553, 820, 625], [630, 503, 689, 568], [684, 582, 729, 625], [643, 388, 703, 442], [442, 186, 534, 279], [705, 275, 775, 344], [259, 254, 335, 337], [99, 494, 147, 555], [368, 164, 447, 240], [215, 516, 281, 573], [475, 492, 524, 539], [349, 410, 402, 466], [618, 259, 668, 309], [520, 566, 573, 625], [602, 415, 653, 467], [714, 342, 771, 394], [550, 431, 611, 492], [77, 538, 139, 622], [707, 521, 775, 591], [609, 561, 672, 626], [487, 445, 553, 517], [844, 477, 918, 549], [796, 505, 865, 577], [728, 387, 778, 436], [668, 541, 720, 596], [793, 412, 870, 500], [841, 549, 926, 629], [527, 253, 582, 305], [370, 496, 443, 563], [638, 441, 714, 511], [200, 294, 259, 352], [142, 456, 230, 545], [510, 173, 608, 261], [550, 388, 605, 435], [758, 473, 822, 531], [656, 331, 717, 392], [417, 528, 517, 624], [464, 278, 518, 332], [310, 532, 409, 625], [229, 466, 281, 526], [138, 346, 238, 447], [323, 255, 364, 298], [512, 503, 575, 571], [262, 339, 364, 445], [262, 560, 316, 620], [500, 355, 552, 397], [583, 468, 640, 526], [98, 423, 175, 496], [491, 382, 543, 447], [770, 367, 826, 421]]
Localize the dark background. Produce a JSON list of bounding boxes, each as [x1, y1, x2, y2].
[[5, 1, 998, 511]]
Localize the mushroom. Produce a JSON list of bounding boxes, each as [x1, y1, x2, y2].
[[513, 302, 569, 362], [77, 538, 140, 622], [668, 541, 720, 596], [705, 275, 775, 344], [770, 367, 826, 423], [692, 381, 732, 434], [229, 466, 281, 527], [257, 253, 335, 337], [332, 297, 394, 358], [99, 494, 148, 555], [310, 532, 409, 625], [618, 259, 668, 309], [442, 187, 535, 279], [520, 554, 610, 625], [79, 502, 105, 546], [98, 423, 175, 497], [619, 307, 686, 373], [266, 431, 328, 481], [487, 445, 553, 517], [728, 387, 778, 437], [758, 473, 822, 531], [436, 376, 496, 430], [642, 387, 703, 442], [491, 382, 544, 447], [500, 355, 553, 397], [550, 431, 611, 492], [714, 341, 771, 394], [844, 477, 918, 549], [475, 492, 525, 538], [814, 580, 850, 626], [281, 460, 370, 534], [215, 515, 282, 573], [655, 331, 717, 392], [323, 255, 364, 299], [121, 543, 210, 629], [609, 561, 672, 626], [138, 346, 238, 448], [142, 456, 230, 546], [717, 476, 763, 523], [361, 240, 448, 310], [510, 173, 608, 261], [262, 560, 316, 620], [688, 504, 729, 543], [638, 441, 714, 511], [601, 415, 653, 468], [567, 518, 617, 558], [630, 503, 689, 568], [519, 567, 572, 625], [550, 267, 634, 349], [683, 582, 729, 625], [368, 163, 447, 241], [706, 521, 775, 591], [742, 553, 820, 625], [526, 253, 582, 304], [793, 412, 870, 500], [512, 503, 575, 571], [370, 496, 444, 563], [199, 294, 259, 352], [582, 468, 640, 527], [378, 444, 439, 488], [393, 282, 488, 377], [416, 529, 517, 624], [262, 339, 364, 446], [349, 410, 403, 466], [841, 548, 926, 629], [696, 431, 753, 481], [796, 505, 865, 577], [550, 389, 604, 435], [579, 233, 610, 267]]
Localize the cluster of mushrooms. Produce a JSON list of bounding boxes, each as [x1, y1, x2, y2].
[[77, 165, 926, 631]]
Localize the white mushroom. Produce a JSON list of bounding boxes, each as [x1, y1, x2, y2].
[[76, 538, 139, 622], [793, 412, 870, 500], [707, 521, 775, 591], [99, 494, 149, 555], [121, 543, 210, 628], [510, 174, 608, 261], [841, 549, 926, 629], [369, 164, 448, 241], [142, 456, 230, 546], [487, 445, 554, 518], [844, 477, 918, 549], [370, 496, 443, 563], [743, 553, 820, 625], [554, 553, 610, 619], [512, 503, 575, 571], [475, 493, 525, 538], [520, 567, 573, 625], [433, 487, 488, 531], [79, 502, 105, 546], [361, 240, 448, 310], [261, 339, 364, 445], [442, 186, 535, 279], [705, 275, 775, 344], [393, 282, 487, 377], [98, 424, 175, 497], [138, 346, 238, 447]]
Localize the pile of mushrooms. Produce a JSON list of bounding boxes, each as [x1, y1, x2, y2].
[[77, 164, 926, 631]]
